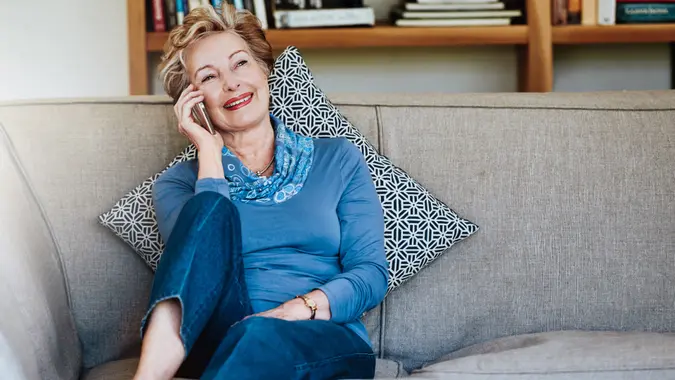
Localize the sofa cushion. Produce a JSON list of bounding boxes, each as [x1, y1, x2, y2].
[[408, 330, 675, 379], [98, 46, 478, 294], [81, 357, 406, 379]]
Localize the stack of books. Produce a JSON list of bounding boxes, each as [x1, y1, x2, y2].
[[391, 0, 523, 27], [553, 0, 675, 26]]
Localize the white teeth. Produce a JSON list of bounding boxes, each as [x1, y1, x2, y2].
[[225, 95, 251, 108]]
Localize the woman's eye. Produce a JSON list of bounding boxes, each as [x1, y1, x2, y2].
[[236, 60, 248, 68], [201, 74, 215, 83]]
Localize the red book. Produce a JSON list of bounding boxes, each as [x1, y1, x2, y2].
[[152, 0, 166, 32]]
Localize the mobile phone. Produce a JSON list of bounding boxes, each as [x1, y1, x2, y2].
[[191, 102, 216, 135]]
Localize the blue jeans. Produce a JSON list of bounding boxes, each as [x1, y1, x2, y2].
[[141, 191, 376, 380]]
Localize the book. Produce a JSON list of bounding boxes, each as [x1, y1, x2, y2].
[[568, 0, 581, 24], [597, 0, 616, 25], [164, 0, 177, 29], [581, 0, 596, 25], [273, 7, 375, 28], [396, 9, 521, 18], [404, 2, 505, 10], [188, 0, 201, 10], [552, 0, 568, 25], [253, 0, 269, 28], [617, 3, 675, 22], [151, 0, 166, 31], [395, 17, 511, 26], [176, 0, 186, 25]]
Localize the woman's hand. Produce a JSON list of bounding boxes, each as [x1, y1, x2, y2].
[[252, 298, 313, 321], [174, 84, 224, 155], [248, 290, 332, 321]]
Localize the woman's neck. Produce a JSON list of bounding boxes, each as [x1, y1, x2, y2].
[[221, 116, 275, 171]]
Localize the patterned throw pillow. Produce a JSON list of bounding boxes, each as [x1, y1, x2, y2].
[[99, 46, 478, 294]]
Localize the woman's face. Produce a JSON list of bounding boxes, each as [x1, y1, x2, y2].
[[185, 31, 269, 133]]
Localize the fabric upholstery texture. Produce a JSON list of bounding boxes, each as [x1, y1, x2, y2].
[[378, 104, 675, 371], [408, 330, 675, 379], [1, 90, 674, 379], [0, 121, 81, 379]]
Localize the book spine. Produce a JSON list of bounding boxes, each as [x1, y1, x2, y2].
[[152, 0, 167, 31], [164, 0, 177, 29], [253, 0, 269, 28], [597, 0, 615, 25], [243, 0, 255, 13], [567, 0, 581, 24], [581, 0, 596, 25], [552, 0, 568, 25], [189, 0, 201, 10], [616, 3, 675, 22], [176, 0, 185, 24]]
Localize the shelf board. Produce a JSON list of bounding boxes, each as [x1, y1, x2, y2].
[[146, 25, 528, 52], [553, 24, 675, 44]]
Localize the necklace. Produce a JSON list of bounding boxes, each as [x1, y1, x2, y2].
[[254, 156, 275, 177]]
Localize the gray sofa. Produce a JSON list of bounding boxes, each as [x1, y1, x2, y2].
[[1, 90, 674, 380]]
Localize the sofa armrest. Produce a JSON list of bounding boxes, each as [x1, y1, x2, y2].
[[0, 314, 40, 380], [0, 122, 82, 379]]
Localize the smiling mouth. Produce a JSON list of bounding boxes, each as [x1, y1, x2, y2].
[[224, 94, 253, 109]]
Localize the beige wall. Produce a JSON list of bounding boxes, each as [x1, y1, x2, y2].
[[0, 0, 671, 102]]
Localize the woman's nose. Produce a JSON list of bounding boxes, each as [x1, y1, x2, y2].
[[223, 79, 240, 92]]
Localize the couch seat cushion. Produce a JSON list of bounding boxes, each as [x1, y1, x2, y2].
[[82, 357, 406, 379], [409, 330, 675, 379]]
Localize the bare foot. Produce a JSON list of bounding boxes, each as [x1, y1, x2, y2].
[[133, 300, 185, 380]]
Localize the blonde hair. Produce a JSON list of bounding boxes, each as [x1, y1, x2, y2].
[[158, 3, 273, 102]]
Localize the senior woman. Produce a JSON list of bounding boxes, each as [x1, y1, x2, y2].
[[132, 3, 388, 380]]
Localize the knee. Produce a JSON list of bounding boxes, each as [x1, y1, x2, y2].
[[169, 192, 239, 242], [186, 192, 238, 226], [158, 192, 241, 268]]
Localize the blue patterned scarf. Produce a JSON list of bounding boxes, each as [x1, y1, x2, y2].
[[221, 114, 314, 204]]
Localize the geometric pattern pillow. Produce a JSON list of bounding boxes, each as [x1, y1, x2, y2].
[[98, 46, 478, 294]]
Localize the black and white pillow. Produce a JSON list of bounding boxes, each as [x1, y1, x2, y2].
[[99, 46, 478, 294]]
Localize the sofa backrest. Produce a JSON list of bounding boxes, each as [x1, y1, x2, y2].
[[0, 120, 81, 379], [1, 91, 674, 374], [353, 91, 675, 372]]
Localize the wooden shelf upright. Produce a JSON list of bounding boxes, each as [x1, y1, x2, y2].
[[127, 0, 675, 95]]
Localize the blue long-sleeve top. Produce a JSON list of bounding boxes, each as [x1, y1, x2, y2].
[[152, 135, 389, 346]]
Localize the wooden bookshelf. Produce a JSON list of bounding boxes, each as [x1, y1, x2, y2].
[[147, 26, 528, 52], [128, 0, 547, 95], [553, 24, 675, 44], [127, 0, 674, 95]]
